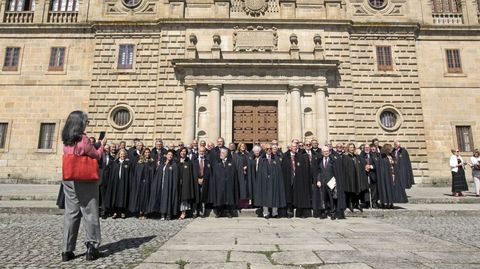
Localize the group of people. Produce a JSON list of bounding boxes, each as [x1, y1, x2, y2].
[[80, 136, 415, 221]]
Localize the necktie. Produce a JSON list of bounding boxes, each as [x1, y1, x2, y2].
[[324, 157, 327, 168], [268, 155, 271, 164], [367, 154, 370, 165], [199, 158, 204, 177], [291, 155, 296, 171]]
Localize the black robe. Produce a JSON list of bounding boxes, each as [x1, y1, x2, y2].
[[105, 159, 131, 211], [233, 152, 251, 200], [147, 162, 180, 216], [129, 160, 155, 213], [208, 159, 238, 207], [290, 152, 312, 209], [178, 158, 195, 203], [330, 154, 346, 211], [342, 153, 369, 194], [392, 147, 415, 189], [248, 156, 261, 203], [208, 146, 229, 167], [312, 156, 334, 210], [376, 154, 395, 205], [192, 157, 211, 205], [99, 153, 114, 211], [151, 148, 167, 167], [254, 156, 286, 208]]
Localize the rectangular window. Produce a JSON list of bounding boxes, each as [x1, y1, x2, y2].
[[38, 123, 55, 149], [0, 123, 7, 149], [50, 0, 78, 11], [446, 49, 462, 73], [117, 44, 134, 69], [49, 47, 65, 71], [7, 0, 35, 11], [376, 46, 393, 71], [432, 0, 461, 13], [3, 47, 21, 71], [456, 126, 473, 152]]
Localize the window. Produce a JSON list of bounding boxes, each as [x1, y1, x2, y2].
[[38, 123, 56, 149], [0, 123, 7, 149], [113, 108, 131, 127], [3, 47, 21, 71], [368, 0, 387, 9], [50, 0, 79, 12], [122, 0, 141, 8], [117, 44, 135, 69], [432, 0, 461, 13], [376, 46, 393, 71], [446, 49, 462, 73], [380, 111, 397, 129], [7, 0, 35, 11], [49, 47, 65, 71], [456, 126, 473, 152]]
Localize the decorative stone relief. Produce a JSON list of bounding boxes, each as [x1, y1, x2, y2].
[[105, 0, 156, 15], [351, 0, 406, 16], [233, 26, 278, 51], [231, 0, 279, 17]]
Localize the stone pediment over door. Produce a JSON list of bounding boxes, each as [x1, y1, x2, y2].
[[172, 58, 339, 86]]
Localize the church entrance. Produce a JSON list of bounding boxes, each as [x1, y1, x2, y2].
[[232, 101, 278, 150]]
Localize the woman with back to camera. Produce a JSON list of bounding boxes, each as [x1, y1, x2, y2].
[[61, 111, 107, 261]]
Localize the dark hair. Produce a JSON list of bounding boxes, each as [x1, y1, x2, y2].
[[62, 111, 88, 146], [382, 143, 393, 155]]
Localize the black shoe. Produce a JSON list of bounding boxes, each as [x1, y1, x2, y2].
[[264, 215, 270, 219], [85, 242, 101, 261], [62, 251, 75, 262], [319, 212, 327, 219], [337, 212, 346, 220], [226, 212, 233, 218], [330, 214, 336, 220], [355, 205, 363, 213]]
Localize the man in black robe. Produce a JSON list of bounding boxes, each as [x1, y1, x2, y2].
[[209, 148, 238, 218], [360, 144, 379, 209], [255, 144, 286, 218], [313, 146, 340, 219], [393, 141, 415, 189], [192, 146, 211, 217], [127, 138, 141, 160], [342, 143, 369, 213], [208, 137, 230, 166], [151, 140, 167, 167], [248, 146, 262, 206], [99, 144, 114, 218], [188, 139, 199, 160]]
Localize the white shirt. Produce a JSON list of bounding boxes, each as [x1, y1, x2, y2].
[[450, 155, 464, 173]]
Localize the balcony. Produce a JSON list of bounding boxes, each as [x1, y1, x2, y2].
[[432, 12, 464, 24], [3, 11, 34, 23], [47, 11, 78, 23]]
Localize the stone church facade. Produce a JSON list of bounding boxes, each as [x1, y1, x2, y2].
[[0, 0, 479, 185]]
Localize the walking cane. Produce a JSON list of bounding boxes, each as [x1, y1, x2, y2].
[[368, 176, 373, 210]]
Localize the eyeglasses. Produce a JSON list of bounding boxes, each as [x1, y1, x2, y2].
[[305, 144, 311, 146]]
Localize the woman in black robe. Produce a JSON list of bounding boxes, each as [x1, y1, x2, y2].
[[385, 144, 408, 204], [106, 149, 131, 219], [147, 150, 179, 220], [342, 143, 369, 212], [129, 148, 155, 219], [178, 147, 195, 220], [208, 148, 238, 218], [233, 143, 251, 208], [376, 145, 395, 209]]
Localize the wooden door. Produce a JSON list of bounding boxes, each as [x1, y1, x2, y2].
[[233, 101, 278, 145]]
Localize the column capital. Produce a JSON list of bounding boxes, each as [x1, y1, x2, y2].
[[288, 84, 303, 91], [184, 84, 197, 90], [314, 84, 328, 93], [208, 84, 223, 91]]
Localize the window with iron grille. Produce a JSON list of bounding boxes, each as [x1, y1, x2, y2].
[[7, 0, 35, 11], [432, 0, 461, 13], [50, 0, 79, 11], [369, 0, 386, 9], [49, 47, 66, 71], [113, 109, 131, 127], [456, 126, 473, 152], [117, 44, 135, 69], [3, 47, 21, 71], [376, 46, 393, 71], [446, 49, 462, 73], [38, 123, 56, 149], [380, 111, 397, 129], [0, 123, 7, 149]]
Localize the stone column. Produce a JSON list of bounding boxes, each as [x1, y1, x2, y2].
[[182, 84, 196, 143], [315, 85, 329, 145], [289, 85, 302, 140], [208, 84, 222, 140]]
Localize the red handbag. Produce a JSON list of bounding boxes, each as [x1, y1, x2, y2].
[[62, 144, 99, 181]]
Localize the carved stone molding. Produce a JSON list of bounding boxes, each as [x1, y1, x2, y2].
[[351, 0, 406, 16], [104, 0, 156, 15], [233, 26, 278, 52]]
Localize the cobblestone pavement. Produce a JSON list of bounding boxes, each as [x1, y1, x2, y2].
[[0, 213, 190, 269], [383, 215, 480, 249]]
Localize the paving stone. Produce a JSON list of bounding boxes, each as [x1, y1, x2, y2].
[[277, 244, 354, 251], [365, 262, 431, 269], [318, 263, 373, 269], [271, 250, 323, 265], [229, 251, 271, 264], [135, 263, 179, 269], [184, 262, 247, 269], [249, 264, 301, 269], [414, 251, 480, 264], [144, 250, 227, 263]]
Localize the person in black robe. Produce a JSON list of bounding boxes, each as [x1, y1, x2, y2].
[[248, 146, 262, 207], [127, 138, 141, 161], [151, 140, 167, 168], [178, 147, 195, 220], [254, 145, 286, 218], [129, 148, 155, 219], [376, 146, 395, 209], [106, 149, 131, 219], [208, 148, 238, 218], [304, 141, 320, 217], [147, 150, 179, 220], [384, 144, 408, 204], [233, 143, 251, 208], [99, 144, 114, 218], [313, 146, 341, 219], [330, 148, 346, 219], [192, 146, 211, 217], [208, 137, 230, 166], [342, 143, 369, 213], [392, 141, 415, 189], [360, 144, 379, 209]]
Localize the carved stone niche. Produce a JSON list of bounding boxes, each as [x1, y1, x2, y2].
[[104, 0, 157, 15], [233, 26, 278, 52]]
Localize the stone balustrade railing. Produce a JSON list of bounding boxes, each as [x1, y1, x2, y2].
[[47, 11, 78, 23], [432, 12, 464, 25], [3, 11, 34, 23]]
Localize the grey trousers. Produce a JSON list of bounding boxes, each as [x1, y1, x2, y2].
[[62, 181, 101, 252]]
